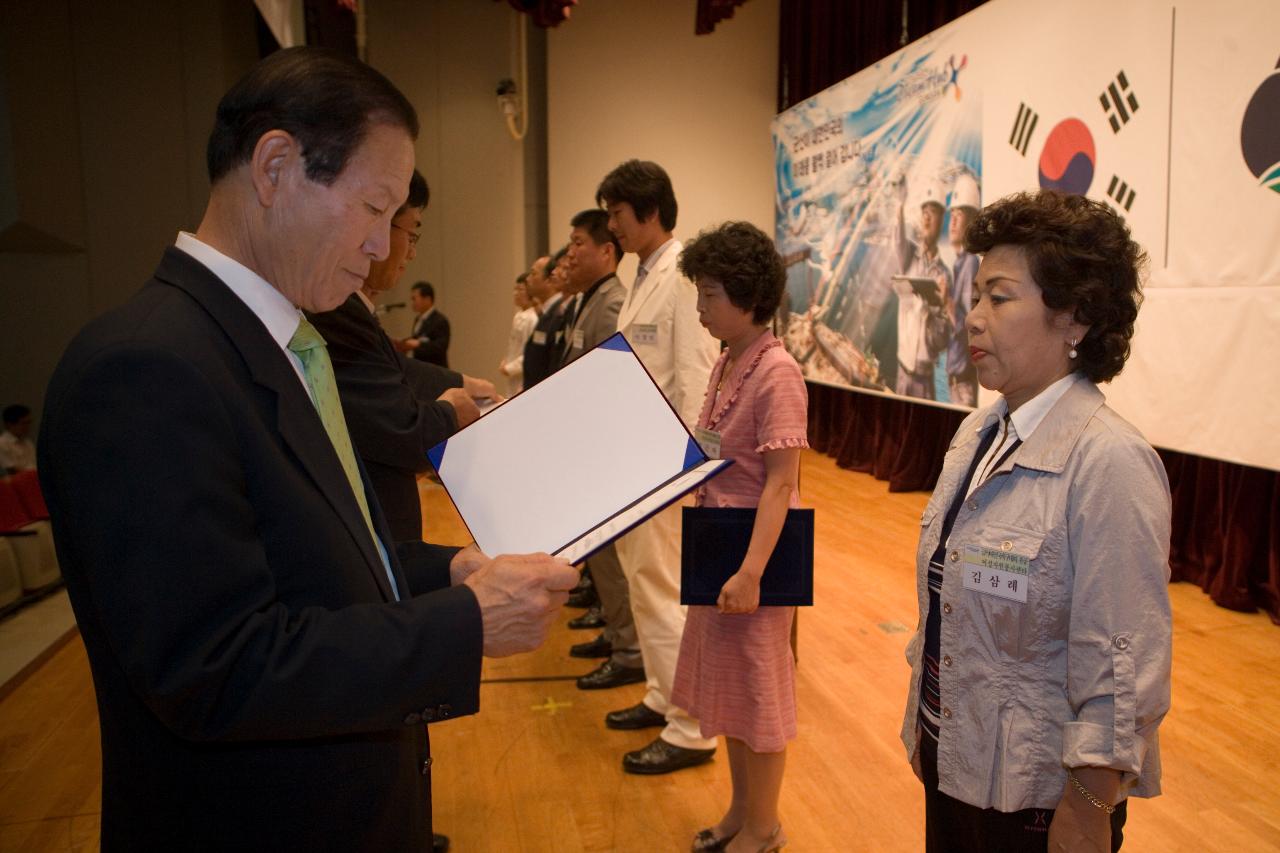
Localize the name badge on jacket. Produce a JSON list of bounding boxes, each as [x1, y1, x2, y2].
[[630, 323, 659, 346], [960, 544, 1029, 603], [532, 330, 547, 345]]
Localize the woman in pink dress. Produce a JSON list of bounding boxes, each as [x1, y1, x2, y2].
[[672, 222, 808, 853]]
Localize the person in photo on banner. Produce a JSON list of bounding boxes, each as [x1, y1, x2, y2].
[[944, 172, 981, 407], [890, 176, 953, 400], [672, 222, 808, 853], [900, 190, 1172, 853]]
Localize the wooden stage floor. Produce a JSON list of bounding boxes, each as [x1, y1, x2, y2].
[[1, 451, 1277, 851]]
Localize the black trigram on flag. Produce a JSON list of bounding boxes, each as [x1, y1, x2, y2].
[[1100, 71, 1140, 133], [1106, 175, 1136, 212], [1009, 102, 1038, 156]]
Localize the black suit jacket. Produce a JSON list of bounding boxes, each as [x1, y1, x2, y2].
[[521, 295, 570, 388], [38, 247, 483, 852], [308, 295, 458, 541], [410, 309, 450, 367]]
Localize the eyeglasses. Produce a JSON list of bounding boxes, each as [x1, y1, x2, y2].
[[391, 223, 421, 245]]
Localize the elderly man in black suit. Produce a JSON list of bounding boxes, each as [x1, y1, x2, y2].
[[37, 47, 577, 852]]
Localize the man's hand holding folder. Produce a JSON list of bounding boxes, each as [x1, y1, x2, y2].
[[455, 547, 578, 657]]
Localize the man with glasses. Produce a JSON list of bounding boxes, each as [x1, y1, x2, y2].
[[308, 169, 478, 544]]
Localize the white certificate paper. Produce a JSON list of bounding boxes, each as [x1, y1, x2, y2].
[[427, 333, 730, 563]]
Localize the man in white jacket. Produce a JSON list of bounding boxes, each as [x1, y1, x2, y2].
[[595, 160, 720, 774]]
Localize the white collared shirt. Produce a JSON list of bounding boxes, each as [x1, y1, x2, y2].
[[356, 290, 377, 316], [632, 237, 676, 295], [965, 372, 1080, 498], [0, 431, 36, 471], [174, 232, 309, 392], [173, 233, 400, 600]]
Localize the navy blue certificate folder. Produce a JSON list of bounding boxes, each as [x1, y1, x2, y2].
[[680, 507, 814, 606]]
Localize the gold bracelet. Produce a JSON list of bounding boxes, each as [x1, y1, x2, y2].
[[1067, 772, 1116, 815]]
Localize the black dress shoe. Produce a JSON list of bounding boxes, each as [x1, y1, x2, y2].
[[567, 605, 606, 629], [565, 587, 598, 609], [576, 659, 645, 690], [432, 832, 449, 852], [622, 737, 715, 775], [570, 570, 594, 595], [605, 702, 666, 730], [570, 634, 612, 658]]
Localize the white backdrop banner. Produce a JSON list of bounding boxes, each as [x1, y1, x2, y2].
[[771, 0, 1280, 471]]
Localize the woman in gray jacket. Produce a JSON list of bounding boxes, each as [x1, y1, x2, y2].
[[901, 190, 1172, 853]]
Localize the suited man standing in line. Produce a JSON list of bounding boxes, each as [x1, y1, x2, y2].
[[596, 159, 720, 774], [553, 209, 644, 689], [521, 250, 570, 388], [37, 47, 576, 851], [559, 209, 625, 367], [403, 280, 451, 367], [307, 169, 478, 545]]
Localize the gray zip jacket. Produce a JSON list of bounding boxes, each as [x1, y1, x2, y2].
[[901, 374, 1172, 811]]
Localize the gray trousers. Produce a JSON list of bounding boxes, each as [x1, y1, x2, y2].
[[587, 542, 641, 667]]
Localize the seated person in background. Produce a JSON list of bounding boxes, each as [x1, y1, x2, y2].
[[402, 281, 451, 367], [672, 221, 808, 853], [308, 169, 477, 542], [1, 404, 36, 473], [498, 273, 537, 396], [902, 190, 1172, 853]]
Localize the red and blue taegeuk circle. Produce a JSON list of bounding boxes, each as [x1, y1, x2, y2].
[[1038, 118, 1095, 195]]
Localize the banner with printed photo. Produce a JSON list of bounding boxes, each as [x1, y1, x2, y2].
[[771, 0, 1280, 471], [773, 30, 982, 407]]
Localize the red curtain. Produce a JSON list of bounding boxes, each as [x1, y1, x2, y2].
[[809, 382, 1280, 623], [807, 382, 964, 493], [778, 0, 988, 111], [1160, 449, 1280, 623], [696, 0, 751, 35]]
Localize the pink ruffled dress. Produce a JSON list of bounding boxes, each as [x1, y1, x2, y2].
[[671, 330, 809, 753]]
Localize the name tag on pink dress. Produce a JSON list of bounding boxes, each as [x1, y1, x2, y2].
[[695, 427, 722, 459]]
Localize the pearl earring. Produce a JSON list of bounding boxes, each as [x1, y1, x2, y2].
[[1068, 338, 1078, 359]]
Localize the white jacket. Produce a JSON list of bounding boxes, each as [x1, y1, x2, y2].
[[616, 240, 718, 428]]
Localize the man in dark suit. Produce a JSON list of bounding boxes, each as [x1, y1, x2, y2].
[[554, 210, 645, 691], [37, 47, 576, 852], [308, 169, 479, 543], [403, 281, 451, 367], [521, 249, 571, 388]]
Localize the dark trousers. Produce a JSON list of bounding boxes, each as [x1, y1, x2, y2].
[[920, 733, 1128, 853]]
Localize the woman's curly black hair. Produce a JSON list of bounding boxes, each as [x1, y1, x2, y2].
[[965, 190, 1147, 383], [678, 221, 785, 324]]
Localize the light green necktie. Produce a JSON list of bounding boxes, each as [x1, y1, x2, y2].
[[288, 316, 379, 547]]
